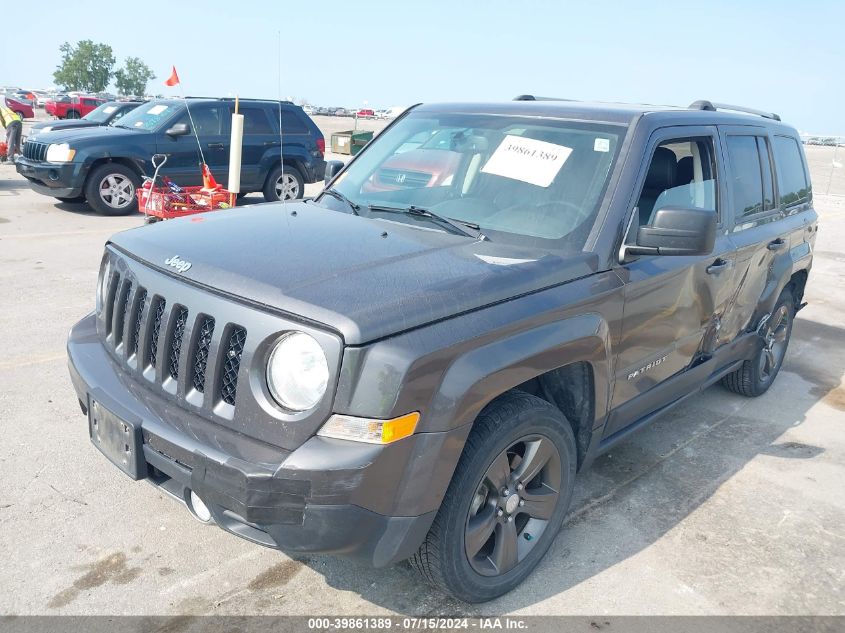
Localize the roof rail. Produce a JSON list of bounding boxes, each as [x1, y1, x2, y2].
[[182, 96, 294, 105], [513, 94, 573, 102], [689, 100, 781, 121]]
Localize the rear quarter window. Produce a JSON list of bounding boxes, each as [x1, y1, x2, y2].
[[772, 135, 811, 208], [280, 109, 308, 135]]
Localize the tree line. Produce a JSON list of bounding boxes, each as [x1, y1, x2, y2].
[[53, 40, 156, 97]]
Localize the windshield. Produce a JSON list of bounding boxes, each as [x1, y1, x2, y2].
[[83, 103, 122, 123], [114, 102, 177, 131], [321, 111, 624, 250]]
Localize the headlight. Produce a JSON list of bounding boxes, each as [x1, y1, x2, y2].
[[96, 256, 111, 314], [46, 143, 76, 162], [266, 332, 329, 411]]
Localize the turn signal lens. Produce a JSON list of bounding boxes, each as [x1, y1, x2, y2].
[[317, 412, 419, 444]]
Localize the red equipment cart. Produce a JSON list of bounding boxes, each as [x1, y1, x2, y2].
[[138, 154, 235, 222]]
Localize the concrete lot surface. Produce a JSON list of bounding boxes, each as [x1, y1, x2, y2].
[[0, 114, 843, 616]]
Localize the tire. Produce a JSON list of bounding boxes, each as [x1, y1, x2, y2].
[[14, 111, 26, 120], [84, 163, 141, 216], [65, 110, 80, 119], [721, 287, 794, 397], [263, 164, 304, 202], [56, 196, 85, 203], [410, 391, 576, 603]]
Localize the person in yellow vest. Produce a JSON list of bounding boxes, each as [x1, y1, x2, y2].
[[0, 96, 23, 161]]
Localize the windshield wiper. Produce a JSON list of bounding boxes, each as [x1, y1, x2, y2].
[[321, 188, 360, 215], [367, 204, 485, 239]]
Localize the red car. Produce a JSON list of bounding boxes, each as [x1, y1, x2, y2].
[[4, 96, 34, 120], [356, 108, 375, 119], [45, 96, 105, 120]]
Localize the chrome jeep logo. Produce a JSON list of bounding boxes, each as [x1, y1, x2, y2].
[[164, 255, 192, 273]]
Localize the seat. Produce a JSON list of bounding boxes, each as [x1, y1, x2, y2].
[[637, 147, 677, 225], [676, 156, 694, 186]]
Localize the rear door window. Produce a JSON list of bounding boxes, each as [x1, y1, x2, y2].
[[726, 135, 775, 218], [772, 135, 811, 209]]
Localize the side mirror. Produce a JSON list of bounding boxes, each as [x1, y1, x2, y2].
[[165, 122, 190, 137], [324, 160, 345, 185], [629, 207, 716, 256]]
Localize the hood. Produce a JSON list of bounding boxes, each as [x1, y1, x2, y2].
[[29, 119, 103, 136], [29, 119, 107, 134], [110, 203, 598, 344], [31, 125, 149, 145]]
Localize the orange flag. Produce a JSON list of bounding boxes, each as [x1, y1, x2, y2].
[[164, 66, 180, 87]]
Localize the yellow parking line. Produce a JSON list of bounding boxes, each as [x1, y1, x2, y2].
[[0, 352, 66, 370]]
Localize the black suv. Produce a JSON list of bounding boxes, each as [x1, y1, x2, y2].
[[17, 98, 325, 215], [67, 98, 815, 602]]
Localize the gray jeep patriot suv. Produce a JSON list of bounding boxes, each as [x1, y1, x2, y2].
[[67, 97, 816, 602]]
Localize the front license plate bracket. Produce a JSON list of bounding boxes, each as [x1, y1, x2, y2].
[[89, 399, 146, 480]]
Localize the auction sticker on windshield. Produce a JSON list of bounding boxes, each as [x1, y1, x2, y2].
[[481, 135, 572, 187]]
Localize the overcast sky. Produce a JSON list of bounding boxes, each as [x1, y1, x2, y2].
[[3, 0, 844, 133]]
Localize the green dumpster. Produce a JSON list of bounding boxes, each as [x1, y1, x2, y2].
[[331, 130, 374, 156]]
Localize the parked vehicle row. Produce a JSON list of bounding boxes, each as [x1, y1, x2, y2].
[[304, 105, 399, 119], [17, 98, 326, 215]]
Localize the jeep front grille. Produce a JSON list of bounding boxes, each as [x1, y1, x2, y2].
[[149, 298, 166, 368], [101, 265, 248, 410], [191, 317, 215, 393], [113, 280, 132, 348], [168, 306, 189, 379], [22, 140, 48, 161], [221, 326, 247, 405], [131, 289, 147, 356]]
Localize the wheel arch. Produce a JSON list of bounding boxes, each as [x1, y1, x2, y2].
[[87, 156, 144, 176], [83, 157, 144, 187], [261, 156, 307, 190], [426, 313, 610, 439]]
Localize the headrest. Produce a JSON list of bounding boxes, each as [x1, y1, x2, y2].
[[676, 156, 694, 185], [644, 147, 677, 191]]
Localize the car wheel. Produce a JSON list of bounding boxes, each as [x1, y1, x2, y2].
[[410, 391, 576, 603], [66, 110, 80, 119], [721, 287, 794, 397], [263, 164, 304, 202], [56, 196, 86, 203], [84, 164, 141, 216], [14, 111, 26, 120]]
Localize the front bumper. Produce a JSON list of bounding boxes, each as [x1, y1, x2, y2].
[[15, 156, 87, 198], [67, 313, 440, 567]]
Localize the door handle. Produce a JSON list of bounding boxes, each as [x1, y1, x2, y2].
[[767, 238, 788, 251], [264, 140, 281, 147], [706, 258, 731, 275], [207, 142, 225, 149]]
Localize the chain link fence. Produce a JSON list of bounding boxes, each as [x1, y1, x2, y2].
[[800, 135, 845, 197]]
